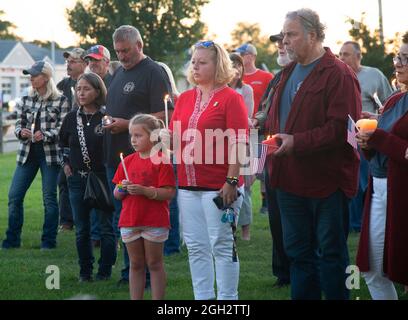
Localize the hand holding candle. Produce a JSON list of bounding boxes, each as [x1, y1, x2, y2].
[[262, 135, 280, 149], [120, 153, 130, 181], [102, 115, 113, 126], [356, 119, 378, 132]]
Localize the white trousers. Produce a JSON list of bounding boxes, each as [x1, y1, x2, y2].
[[178, 188, 244, 300], [362, 177, 398, 300]]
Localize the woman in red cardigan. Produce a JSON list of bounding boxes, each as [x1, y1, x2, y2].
[[356, 33, 408, 299]]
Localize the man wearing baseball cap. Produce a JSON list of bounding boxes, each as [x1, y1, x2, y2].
[[234, 43, 274, 116], [85, 45, 112, 88], [56, 47, 87, 233]]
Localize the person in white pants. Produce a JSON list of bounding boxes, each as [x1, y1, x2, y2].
[[179, 188, 244, 300], [169, 41, 249, 300]]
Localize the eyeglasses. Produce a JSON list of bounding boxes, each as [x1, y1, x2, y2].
[[393, 54, 408, 66], [195, 41, 215, 48]]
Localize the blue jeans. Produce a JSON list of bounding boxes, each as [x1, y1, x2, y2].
[[106, 166, 130, 280], [349, 149, 368, 232], [276, 189, 350, 300], [67, 172, 116, 277], [57, 168, 73, 227], [264, 171, 290, 283], [2, 143, 59, 248], [90, 210, 101, 241]]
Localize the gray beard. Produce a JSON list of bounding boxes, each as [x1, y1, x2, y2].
[[277, 55, 292, 67]]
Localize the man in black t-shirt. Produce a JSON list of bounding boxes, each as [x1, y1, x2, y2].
[[103, 25, 172, 286]]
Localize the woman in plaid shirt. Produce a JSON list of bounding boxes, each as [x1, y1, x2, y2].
[[2, 61, 68, 250]]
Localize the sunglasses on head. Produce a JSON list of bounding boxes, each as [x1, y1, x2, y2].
[[195, 40, 215, 48]]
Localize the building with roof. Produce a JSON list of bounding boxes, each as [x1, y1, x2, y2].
[[0, 40, 67, 106]]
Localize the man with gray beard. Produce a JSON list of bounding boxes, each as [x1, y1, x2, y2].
[[253, 32, 291, 289], [265, 9, 361, 300]]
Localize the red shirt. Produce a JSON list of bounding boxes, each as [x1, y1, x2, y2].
[[243, 69, 274, 116], [170, 86, 248, 189], [112, 152, 176, 228], [265, 48, 361, 198]]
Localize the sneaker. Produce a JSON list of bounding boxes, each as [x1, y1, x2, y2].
[[58, 224, 73, 233]]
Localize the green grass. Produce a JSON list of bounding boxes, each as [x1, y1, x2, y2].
[[0, 151, 406, 300]]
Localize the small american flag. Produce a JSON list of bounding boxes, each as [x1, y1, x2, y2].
[[251, 143, 269, 174], [347, 115, 358, 149]]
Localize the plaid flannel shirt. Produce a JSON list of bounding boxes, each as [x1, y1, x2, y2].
[[14, 94, 68, 166]]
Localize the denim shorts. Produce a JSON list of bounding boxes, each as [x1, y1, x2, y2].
[[120, 227, 169, 243]]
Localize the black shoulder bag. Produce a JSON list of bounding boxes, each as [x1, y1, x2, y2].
[[76, 109, 114, 212]]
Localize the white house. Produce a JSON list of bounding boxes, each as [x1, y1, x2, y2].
[[0, 40, 67, 107]]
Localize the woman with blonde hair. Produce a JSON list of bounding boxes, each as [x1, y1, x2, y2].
[[170, 41, 248, 300], [2, 61, 68, 249]]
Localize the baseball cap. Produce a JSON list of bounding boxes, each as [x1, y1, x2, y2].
[[235, 43, 257, 56], [269, 32, 284, 42], [84, 45, 111, 61], [22, 61, 54, 77], [63, 48, 86, 60]]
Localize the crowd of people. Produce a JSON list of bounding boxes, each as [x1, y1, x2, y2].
[[2, 7, 408, 300]]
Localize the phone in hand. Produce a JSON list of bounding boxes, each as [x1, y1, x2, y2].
[[212, 191, 242, 210]]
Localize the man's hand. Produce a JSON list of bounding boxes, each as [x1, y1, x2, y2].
[[356, 131, 375, 150], [103, 117, 129, 134], [219, 183, 238, 207], [273, 133, 294, 157]]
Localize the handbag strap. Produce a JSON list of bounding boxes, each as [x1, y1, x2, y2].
[[76, 108, 92, 171]]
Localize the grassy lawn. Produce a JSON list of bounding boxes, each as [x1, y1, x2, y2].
[[0, 151, 405, 300]]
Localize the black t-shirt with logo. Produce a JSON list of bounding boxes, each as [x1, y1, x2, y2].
[[104, 56, 172, 167]]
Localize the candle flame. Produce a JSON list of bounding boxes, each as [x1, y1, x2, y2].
[[373, 92, 378, 99], [164, 94, 169, 101], [266, 135, 271, 140]]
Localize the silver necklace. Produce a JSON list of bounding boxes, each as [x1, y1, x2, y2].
[[84, 113, 95, 126]]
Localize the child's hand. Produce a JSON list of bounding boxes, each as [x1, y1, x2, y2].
[[126, 184, 146, 196]]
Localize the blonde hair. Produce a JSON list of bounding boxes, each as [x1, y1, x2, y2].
[[187, 42, 235, 86], [29, 76, 61, 101]]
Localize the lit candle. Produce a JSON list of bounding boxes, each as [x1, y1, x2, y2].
[[356, 119, 378, 132], [31, 123, 35, 143], [164, 94, 169, 129], [120, 153, 130, 181], [372, 92, 383, 112], [262, 135, 279, 149], [102, 115, 113, 126]]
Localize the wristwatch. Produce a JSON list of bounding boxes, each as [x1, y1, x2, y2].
[[226, 176, 239, 186]]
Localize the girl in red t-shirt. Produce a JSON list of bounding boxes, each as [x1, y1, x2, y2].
[[113, 114, 176, 300]]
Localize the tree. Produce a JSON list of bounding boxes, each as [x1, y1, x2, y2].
[[347, 13, 395, 80], [0, 10, 20, 40], [230, 22, 279, 73], [67, 0, 209, 77]]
